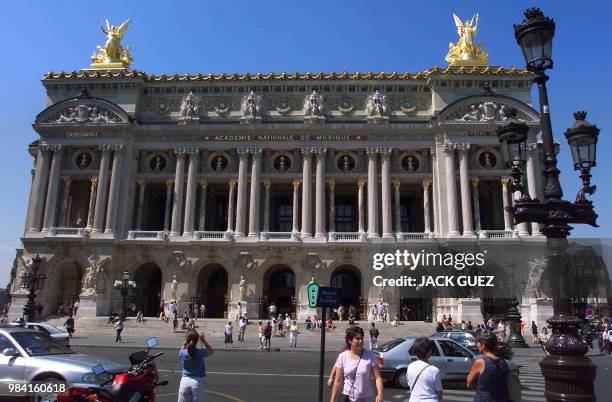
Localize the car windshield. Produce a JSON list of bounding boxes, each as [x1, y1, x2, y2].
[[11, 332, 74, 356], [377, 338, 406, 352]]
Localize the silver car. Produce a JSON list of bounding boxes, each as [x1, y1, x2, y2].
[[0, 326, 128, 388], [9, 322, 70, 347], [373, 337, 516, 389]]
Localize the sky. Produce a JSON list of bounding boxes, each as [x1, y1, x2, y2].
[[0, 0, 611, 286]]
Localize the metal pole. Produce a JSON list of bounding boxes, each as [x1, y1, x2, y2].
[[318, 307, 326, 402]]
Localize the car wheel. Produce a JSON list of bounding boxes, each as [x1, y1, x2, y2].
[[32, 374, 64, 402], [394, 368, 409, 389]]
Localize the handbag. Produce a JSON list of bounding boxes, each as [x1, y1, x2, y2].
[[507, 368, 522, 402], [344, 351, 363, 402]]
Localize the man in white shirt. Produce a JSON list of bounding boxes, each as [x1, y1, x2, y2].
[[406, 337, 443, 402]]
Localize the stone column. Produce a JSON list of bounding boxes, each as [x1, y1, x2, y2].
[[42, 147, 63, 231], [514, 189, 530, 237], [234, 148, 249, 238], [105, 146, 124, 234], [227, 181, 236, 232], [292, 180, 300, 235], [136, 180, 146, 230], [327, 180, 335, 233], [164, 181, 173, 232], [183, 150, 200, 236], [471, 178, 481, 233], [248, 149, 263, 238], [357, 179, 366, 234], [393, 181, 402, 234], [93, 147, 111, 232], [58, 178, 72, 227], [263, 181, 271, 233], [423, 179, 431, 234], [380, 148, 393, 239], [300, 148, 313, 237], [443, 143, 460, 237], [501, 178, 513, 231], [198, 180, 208, 231], [526, 144, 543, 236], [431, 148, 439, 235], [314, 148, 327, 239], [29, 147, 51, 232], [86, 177, 97, 230], [458, 145, 475, 237], [366, 148, 379, 238], [170, 151, 187, 236]]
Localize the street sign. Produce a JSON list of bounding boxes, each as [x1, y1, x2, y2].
[[585, 307, 594, 319], [317, 286, 340, 308], [307, 282, 320, 308]]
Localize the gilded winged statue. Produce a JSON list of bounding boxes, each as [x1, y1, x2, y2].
[[445, 13, 489, 66], [91, 18, 133, 68]]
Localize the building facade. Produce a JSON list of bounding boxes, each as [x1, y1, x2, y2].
[[11, 64, 607, 327]]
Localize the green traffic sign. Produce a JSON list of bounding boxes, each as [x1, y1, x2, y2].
[[307, 282, 320, 307]]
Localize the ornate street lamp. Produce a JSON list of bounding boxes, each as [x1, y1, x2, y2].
[[501, 8, 600, 402], [114, 270, 136, 318], [21, 255, 46, 322]]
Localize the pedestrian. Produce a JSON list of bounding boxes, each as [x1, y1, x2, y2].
[[224, 321, 233, 348], [136, 310, 144, 323], [531, 321, 538, 344], [539, 327, 550, 355], [72, 300, 80, 316], [0, 313, 8, 326], [257, 321, 265, 350], [238, 317, 247, 342], [64, 314, 75, 338], [467, 321, 473, 331], [377, 303, 384, 323], [467, 332, 509, 402], [235, 302, 242, 324], [406, 337, 443, 402], [330, 326, 384, 402], [604, 326, 612, 355], [497, 320, 506, 342], [369, 322, 379, 350], [264, 321, 272, 351], [114, 318, 124, 342], [131, 302, 137, 317], [475, 324, 482, 335], [289, 320, 298, 348], [277, 314, 283, 335], [199, 304, 206, 319], [177, 329, 214, 402], [173, 314, 179, 333]]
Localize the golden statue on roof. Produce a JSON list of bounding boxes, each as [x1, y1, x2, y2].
[[445, 13, 489, 66], [90, 18, 133, 69]]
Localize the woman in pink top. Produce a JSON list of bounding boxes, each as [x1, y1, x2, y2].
[[330, 326, 384, 402]]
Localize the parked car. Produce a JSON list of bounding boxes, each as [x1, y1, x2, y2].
[[373, 336, 516, 389], [10, 321, 70, 347], [430, 330, 514, 360], [0, 326, 128, 389], [430, 330, 478, 351]]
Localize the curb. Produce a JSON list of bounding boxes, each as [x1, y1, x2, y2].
[[70, 343, 338, 353]]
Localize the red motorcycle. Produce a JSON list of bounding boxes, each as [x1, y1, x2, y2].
[[59, 337, 168, 402]]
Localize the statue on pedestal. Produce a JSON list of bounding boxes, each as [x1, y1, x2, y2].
[[171, 275, 178, 301], [239, 275, 247, 301]]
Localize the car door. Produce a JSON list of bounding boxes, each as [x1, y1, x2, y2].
[[0, 334, 25, 380], [437, 339, 473, 380], [409, 340, 446, 376]]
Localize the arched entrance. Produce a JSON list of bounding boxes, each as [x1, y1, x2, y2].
[[48, 260, 82, 316], [133, 263, 162, 316], [331, 266, 361, 320], [263, 265, 295, 317], [196, 264, 228, 318], [399, 269, 432, 321]]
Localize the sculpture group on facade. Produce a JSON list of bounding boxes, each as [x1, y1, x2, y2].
[[53, 105, 121, 124], [457, 102, 511, 122], [91, 19, 133, 68], [240, 90, 263, 120], [179, 91, 201, 119], [303, 91, 325, 118], [366, 90, 388, 120], [445, 14, 489, 66], [80, 254, 105, 297]]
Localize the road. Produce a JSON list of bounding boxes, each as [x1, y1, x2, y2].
[[68, 345, 599, 402]]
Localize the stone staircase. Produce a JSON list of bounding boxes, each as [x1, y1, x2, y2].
[[43, 316, 436, 342]]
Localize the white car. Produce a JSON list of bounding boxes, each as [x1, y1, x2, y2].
[[10, 321, 70, 347]]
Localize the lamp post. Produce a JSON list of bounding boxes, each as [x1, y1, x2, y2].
[[114, 271, 136, 318], [21, 255, 46, 322], [498, 8, 600, 402]]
